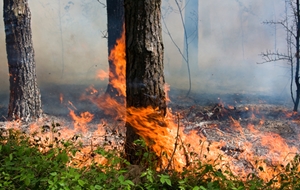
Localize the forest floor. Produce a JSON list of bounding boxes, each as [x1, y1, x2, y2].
[[0, 84, 300, 172]]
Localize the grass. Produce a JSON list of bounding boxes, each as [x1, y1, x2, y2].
[[1, 127, 300, 190]]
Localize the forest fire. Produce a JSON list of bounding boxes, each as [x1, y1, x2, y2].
[[85, 28, 300, 183], [2, 23, 300, 187], [2, 0, 300, 188]]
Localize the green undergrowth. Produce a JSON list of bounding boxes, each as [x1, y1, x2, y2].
[[1, 128, 300, 190]]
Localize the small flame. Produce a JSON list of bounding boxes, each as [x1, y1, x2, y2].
[[97, 70, 109, 80], [68, 101, 77, 110], [85, 85, 98, 95], [229, 116, 243, 133], [227, 105, 235, 110], [60, 93, 63, 104], [69, 110, 93, 133], [164, 83, 171, 103]]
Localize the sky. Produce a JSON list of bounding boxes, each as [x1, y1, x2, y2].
[[0, 0, 293, 101]]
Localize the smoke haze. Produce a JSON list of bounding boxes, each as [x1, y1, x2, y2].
[[0, 0, 292, 105], [163, 0, 290, 99], [0, 0, 108, 92]]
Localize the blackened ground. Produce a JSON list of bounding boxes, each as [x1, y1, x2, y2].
[[0, 93, 8, 121], [40, 84, 105, 118], [0, 84, 294, 122], [0, 84, 106, 122]]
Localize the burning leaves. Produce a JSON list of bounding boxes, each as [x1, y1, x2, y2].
[[175, 103, 300, 182], [2, 101, 300, 187], [69, 110, 93, 133], [25, 115, 124, 168]]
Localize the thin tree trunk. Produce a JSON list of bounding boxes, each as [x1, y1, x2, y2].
[[294, 0, 300, 111], [124, 0, 166, 164], [105, 0, 124, 98], [3, 0, 42, 121], [182, 0, 199, 73]]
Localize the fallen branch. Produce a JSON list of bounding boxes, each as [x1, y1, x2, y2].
[[164, 113, 181, 171]]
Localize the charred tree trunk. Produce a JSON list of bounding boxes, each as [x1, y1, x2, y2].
[[124, 0, 166, 164], [3, 0, 42, 121], [105, 0, 124, 99], [294, 0, 300, 112]]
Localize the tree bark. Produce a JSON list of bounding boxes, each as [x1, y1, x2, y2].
[[124, 0, 166, 164], [105, 0, 124, 98], [3, 0, 42, 121]]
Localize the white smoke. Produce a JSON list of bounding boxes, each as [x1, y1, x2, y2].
[[0, 0, 292, 101]]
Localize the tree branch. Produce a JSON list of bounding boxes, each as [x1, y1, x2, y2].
[[96, 0, 106, 8], [263, 20, 296, 39], [258, 50, 292, 64]]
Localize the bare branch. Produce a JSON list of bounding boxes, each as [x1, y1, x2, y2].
[[162, 0, 192, 97], [96, 0, 106, 8], [162, 17, 188, 64], [164, 113, 181, 171], [263, 20, 296, 38], [101, 29, 108, 39], [258, 50, 292, 64]]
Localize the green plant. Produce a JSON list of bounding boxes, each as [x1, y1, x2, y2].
[[1, 129, 300, 189]]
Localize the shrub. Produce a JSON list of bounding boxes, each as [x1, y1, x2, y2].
[[1, 128, 300, 189]]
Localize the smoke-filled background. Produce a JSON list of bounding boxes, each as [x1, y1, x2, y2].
[[0, 0, 292, 108], [162, 0, 289, 99]]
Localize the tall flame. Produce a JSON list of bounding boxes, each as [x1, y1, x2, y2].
[[108, 26, 126, 97]]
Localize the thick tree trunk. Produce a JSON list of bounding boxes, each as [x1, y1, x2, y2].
[[105, 0, 124, 98], [124, 0, 166, 164], [3, 0, 42, 121]]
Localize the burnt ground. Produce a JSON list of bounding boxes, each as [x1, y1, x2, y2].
[[1, 84, 300, 169], [169, 90, 299, 151], [0, 84, 107, 121], [0, 84, 293, 121]]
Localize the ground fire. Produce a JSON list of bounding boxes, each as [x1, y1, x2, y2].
[[1, 26, 300, 187]]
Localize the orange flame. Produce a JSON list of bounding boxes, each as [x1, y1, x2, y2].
[[97, 70, 109, 80], [260, 133, 298, 164], [164, 83, 171, 103], [69, 110, 93, 133], [81, 26, 126, 120], [107, 26, 126, 97], [60, 93, 63, 104]]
